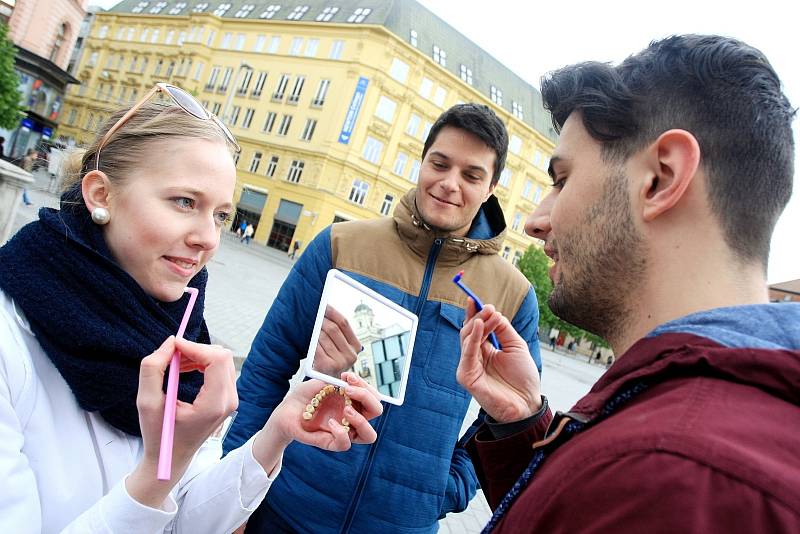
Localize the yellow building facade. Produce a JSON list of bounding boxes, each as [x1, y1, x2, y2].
[[58, 1, 555, 262]]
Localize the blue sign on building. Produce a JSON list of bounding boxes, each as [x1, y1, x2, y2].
[[338, 76, 369, 145]]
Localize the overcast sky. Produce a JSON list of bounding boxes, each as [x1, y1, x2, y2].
[[90, 0, 800, 282]]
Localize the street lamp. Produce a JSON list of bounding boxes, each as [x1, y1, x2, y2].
[[221, 61, 253, 125]]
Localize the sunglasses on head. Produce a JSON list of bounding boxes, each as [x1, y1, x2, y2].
[[94, 83, 241, 170]]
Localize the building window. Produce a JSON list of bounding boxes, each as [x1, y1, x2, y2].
[[206, 30, 215, 47], [211, 102, 221, 116], [499, 169, 511, 188], [252, 71, 268, 96], [374, 96, 396, 123], [154, 59, 163, 76], [242, 108, 255, 128], [512, 101, 524, 120], [277, 114, 292, 136], [533, 184, 543, 203], [389, 58, 409, 84], [432, 45, 446, 67], [234, 3, 254, 17], [219, 67, 233, 92], [266, 155, 279, 177], [316, 6, 339, 21], [288, 76, 305, 104], [421, 121, 433, 140], [149, 1, 167, 14], [509, 135, 522, 155], [513, 251, 522, 267], [213, 3, 231, 16], [165, 30, 174, 44], [409, 29, 418, 47], [287, 160, 304, 183], [140, 28, 149, 42], [300, 118, 317, 141], [165, 61, 175, 78], [287, 5, 309, 20], [237, 69, 253, 95], [254, 34, 266, 52], [87, 52, 98, 67], [289, 37, 303, 55], [380, 194, 394, 216], [393, 152, 408, 176], [329, 40, 344, 59], [97, 25, 109, 38], [405, 114, 421, 137], [235, 33, 246, 50], [362, 136, 383, 164], [229, 106, 241, 126], [304, 39, 319, 57], [268, 36, 281, 53], [67, 108, 77, 125], [221, 32, 232, 49], [512, 212, 522, 232], [532, 150, 543, 169], [502, 246, 511, 260], [312, 79, 330, 107], [409, 161, 421, 183], [132, 2, 148, 14], [249, 151, 262, 173], [127, 27, 135, 40], [260, 4, 281, 18], [419, 78, 433, 99], [522, 180, 532, 199], [206, 66, 220, 90], [262, 111, 277, 133], [273, 74, 289, 100], [460, 64, 473, 85], [433, 87, 447, 108], [347, 7, 372, 23], [193, 2, 208, 12], [169, 2, 187, 14], [490, 85, 503, 106], [348, 179, 369, 205]]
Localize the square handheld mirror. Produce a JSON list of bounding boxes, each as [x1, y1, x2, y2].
[[304, 269, 418, 406]]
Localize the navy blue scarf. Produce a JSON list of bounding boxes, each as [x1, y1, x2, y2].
[[0, 188, 207, 436]]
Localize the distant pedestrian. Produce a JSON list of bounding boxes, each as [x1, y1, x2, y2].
[[0, 136, 6, 160], [22, 148, 36, 172], [237, 219, 247, 238], [241, 223, 254, 245], [594, 351, 602, 364], [606, 355, 613, 368], [289, 240, 301, 259]]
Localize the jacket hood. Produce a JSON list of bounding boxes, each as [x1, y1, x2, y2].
[[393, 189, 507, 263], [571, 303, 800, 419]]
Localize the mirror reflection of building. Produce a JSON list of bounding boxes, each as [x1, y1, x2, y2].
[[350, 301, 409, 398]]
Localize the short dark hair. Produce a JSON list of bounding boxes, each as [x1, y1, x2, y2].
[[422, 103, 509, 186], [541, 34, 795, 267]]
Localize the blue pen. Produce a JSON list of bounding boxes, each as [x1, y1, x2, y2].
[[452, 270, 501, 349]]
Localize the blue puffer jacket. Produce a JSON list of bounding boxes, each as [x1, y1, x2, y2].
[[224, 191, 540, 533]]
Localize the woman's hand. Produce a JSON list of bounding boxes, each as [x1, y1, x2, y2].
[[253, 373, 383, 473], [127, 337, 238, 507]]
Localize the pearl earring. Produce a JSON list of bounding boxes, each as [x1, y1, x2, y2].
[[91, 207, 110, 225]]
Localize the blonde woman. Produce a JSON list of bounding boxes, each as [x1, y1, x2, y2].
[[0, 85, 381, 533]]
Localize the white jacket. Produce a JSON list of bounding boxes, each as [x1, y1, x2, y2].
[[0, 291, 277, 533]]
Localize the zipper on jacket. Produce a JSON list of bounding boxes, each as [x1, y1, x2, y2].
[[339, 238, 444, 533]]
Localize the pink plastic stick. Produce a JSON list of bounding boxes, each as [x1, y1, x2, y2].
[[157, 287, 199, 480]]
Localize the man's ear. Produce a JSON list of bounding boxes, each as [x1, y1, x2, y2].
[[484, 180, 497, 202], [639, 129, 701, 222], [81, 170, 113, 213]]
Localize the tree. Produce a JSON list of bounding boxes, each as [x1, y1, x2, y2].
[[0, 23, 22, 131], [517, 245, 609, 349]]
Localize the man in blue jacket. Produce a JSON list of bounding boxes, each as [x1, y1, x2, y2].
[[224, 103, 541, 533]]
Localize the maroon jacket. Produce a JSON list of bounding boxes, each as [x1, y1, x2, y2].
[[467, 332, 800, 532]]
